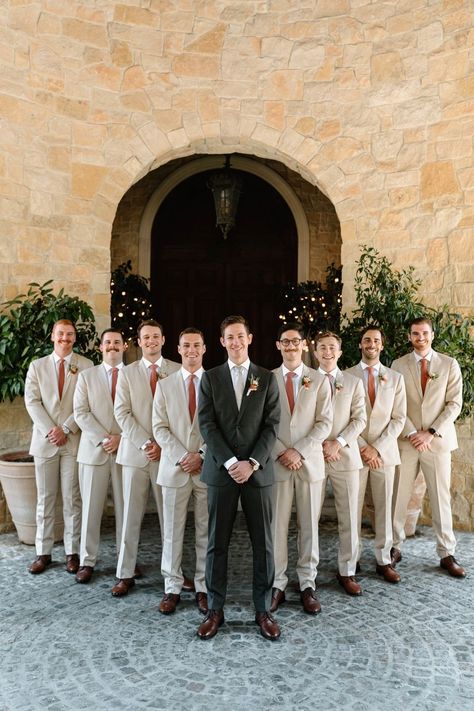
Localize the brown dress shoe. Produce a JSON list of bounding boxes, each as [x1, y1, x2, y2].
[[75, 565, 94, 584], [300, 587, 321, 614], [197, 610, 224, 639], [440, 555, 466, 578], [337, 574, 362, 596], [376, 563, 401, 583], [28, 555, 52, 575], [159, 593, 180, 614], [133, 564, 143, 579], [269, 587, 285, 613], [65, 554, 80, 574], [195, 592, 208, 615], [111, 578, 135, 597], [390, 547, 402, 567], [182, 576, 195, 592], [255, 612, 281, 640]]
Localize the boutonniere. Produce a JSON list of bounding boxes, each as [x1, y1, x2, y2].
[[378, 372, 388, 383], [246, 375, 259, 396], [158, 371, 168, 380], [69, 363, 78, 375], [428, 372, 439, 380], [302, 376, 311, 390], [334, 381, 343, 392]]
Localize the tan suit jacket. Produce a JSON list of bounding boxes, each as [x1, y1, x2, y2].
[[391, 350, 462, 453], [345, 364, 406, 466], [115, 358, 180, 467], [272, 365, 333, 482], [74, 364, 122, 465], [325, 370, 366, 471], [25, 352, 94, 457], [153, 370, 206, 489]]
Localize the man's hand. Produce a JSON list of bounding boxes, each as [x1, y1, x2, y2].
[[47, 426, 67, 447], [323, 439, 342, 463], [278, 448, 303, 471], [145, 441, 161, 461], [360, 444, 383, 470], [228, 460, 253, 484], [408, 430, 434, 452], [180, 452, 202, 475], [102, 434, 121, 454]]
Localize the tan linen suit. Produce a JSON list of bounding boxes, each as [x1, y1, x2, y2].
[[345, 364, 406, 565], [25, 352, 94, 556], [114, 357, 180, 579], [74, 364, 124, 567], [323, 370, 366, 576], [152, 370, 208, 595], [391, 350, 462, 558], [271, 366, 333, 591]]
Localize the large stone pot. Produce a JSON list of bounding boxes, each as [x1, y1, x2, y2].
[[0, 451, 63, 545]]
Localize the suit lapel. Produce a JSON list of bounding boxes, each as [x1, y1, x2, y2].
[[237, 364, 255, 420], [408, 352, 423, 399]]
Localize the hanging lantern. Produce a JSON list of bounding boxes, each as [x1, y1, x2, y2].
[[207, 156, 243, 239]]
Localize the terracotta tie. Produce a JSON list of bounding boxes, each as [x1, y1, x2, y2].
[[149, 363, 158, 396], [111, 367, 118, 403], [58, 359, 65, 400], [188, 374, 196, 421], [326, 373, 335, 398], [367, 366, 376, 408], [285, 372, 296, 414], [420, 358, 429, 395]]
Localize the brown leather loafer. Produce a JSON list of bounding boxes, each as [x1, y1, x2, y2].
[[159, 593, 180, 614], [269, 587, 285, 613], [195, 592, 208, 615], [300, 587, 321, 614], [197, 610, 224, 639], [255, 612, 281, 640], [111, 578, 135, 597], [182, 576, 195, 592], [440, 555, 466, 578], [337, 574, 362, 596], [75, 565, 94, 584], [376, 563, 401, 583], [65, 554, 80, 574], [390, 547, 402, 567], [28, 555, 52, 575]]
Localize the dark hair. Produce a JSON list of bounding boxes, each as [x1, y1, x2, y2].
[[277, 321, 306, 341], [179, 327, 205, 343], [359, 324, 385, 345], [137, 319, 164, 339], [314, 330, 342, 347], [220, 315, 250, 336], [409, 316, 433, 331], [100, 328, 125, 343]]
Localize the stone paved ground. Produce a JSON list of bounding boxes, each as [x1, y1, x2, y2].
[[0, 514, 473, 711]]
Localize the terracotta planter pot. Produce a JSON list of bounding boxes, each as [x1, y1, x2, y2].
[[0, 451, 64, 545]]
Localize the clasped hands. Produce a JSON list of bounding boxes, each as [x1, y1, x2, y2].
[[360, 443, 383, 470], [278, 448, 303, 471], [47, 425, 67, 447], [408, 430, 434, 452], [180, 452, 202, 475], [228, 460, 254, 484]]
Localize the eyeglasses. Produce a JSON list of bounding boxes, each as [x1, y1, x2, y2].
[[279, 338, 303, 347]]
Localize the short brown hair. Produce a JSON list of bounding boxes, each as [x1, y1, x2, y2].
[[100, 328, 125, 343], [179, 327, 205, 343], [220, 315, 250, 336], [359, 324, 385, 345], [314, 331, 342, 347], [409, 316, 433, 331], [137, 319, 163, 339]]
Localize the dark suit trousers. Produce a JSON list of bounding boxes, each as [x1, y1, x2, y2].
[[205, 479, 275, 612]]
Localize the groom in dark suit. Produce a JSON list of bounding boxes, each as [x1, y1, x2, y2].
[[197, 315, 281, 640]]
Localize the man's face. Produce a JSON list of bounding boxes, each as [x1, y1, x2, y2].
[[276, 329, 306, 369], [220, 323, 252, 365], [100, 332, 127, 366], [51, 323, 76, 357], [178, 333, 206, 371], [359, 329, 384, 364], [409, 322, 434, 355], [138, 325, 164, 361], [315, 336, 342, 373]]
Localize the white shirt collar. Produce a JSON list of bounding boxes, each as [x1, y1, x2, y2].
[[282, 363, 304, 378], [414, 350, 432, 363], [142, 356, 163, 369], [103, 361, 124, 373], [53, 352, 72, 365], [227, 358, 250, 373], [360, 361, 380, 373], [318, 366, 339, 378], [181, 366, 204, 381]]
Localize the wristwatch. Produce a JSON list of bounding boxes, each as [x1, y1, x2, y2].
[[428, 427, 437, 435], [62, 425, 71, 435], [249, 460, 259, 472]]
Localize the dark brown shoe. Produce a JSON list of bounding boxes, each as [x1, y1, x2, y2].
[[376, 563, 401, 583], [300, 587, 321, 614], [133, 564, 143, 579], [65, 554, 80, 574], [269, 587, 285, 613], [28, 555, 52, 575], [75, 565, 94, 584], [182, 576, 195, 592], [111, 578, 135, 597], [440, 555, 466, 578], [390, 547, 402, 567], [158, 593, 180, 614], [337, 574, 362, 596], [255, 612, 281, 640], [197, 609, 224, 639], [195, 592, 208, 615]]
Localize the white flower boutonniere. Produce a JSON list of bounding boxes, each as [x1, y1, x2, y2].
[[69, 364, 78, 375], [334, 381, 343, 392], [246, 375, 259, 396], [378, 372, 388, 383], [158, 371, 168, 380], [428, 372, 439, 381], [302, 376, 311, 390]]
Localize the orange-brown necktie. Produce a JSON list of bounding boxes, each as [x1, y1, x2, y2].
[[188, 374, 196, 421], [285, 372, 296, 413], [149, 363, 158, 396], [58, 359, 65, 400], [367, 366, 376, 407], [420, 358, 429, 395], [111, 367, 118, 403]]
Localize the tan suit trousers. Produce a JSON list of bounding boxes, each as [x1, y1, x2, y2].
[[325, 467, 360, 576], [357, 465, 395, 566]]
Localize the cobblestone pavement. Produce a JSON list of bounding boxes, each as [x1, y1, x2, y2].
[[0, 513, 473, 711]]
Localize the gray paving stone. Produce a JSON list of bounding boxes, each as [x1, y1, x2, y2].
[[0, 513, 473, 711]]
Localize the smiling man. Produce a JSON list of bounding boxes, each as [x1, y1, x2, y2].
[[391, 317, 465, 578]]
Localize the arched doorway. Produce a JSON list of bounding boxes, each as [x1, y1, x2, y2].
[[151, 169, 297, 368]]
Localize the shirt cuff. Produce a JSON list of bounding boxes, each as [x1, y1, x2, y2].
[[336, 436, 347, 448], [224, 456, 238, 470]]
